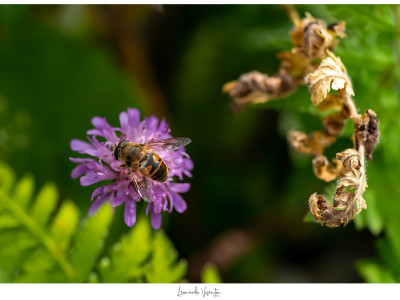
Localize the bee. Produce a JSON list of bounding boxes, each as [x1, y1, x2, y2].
[[113, 137, 191, 202]]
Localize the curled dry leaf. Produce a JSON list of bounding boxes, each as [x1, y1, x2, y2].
[[327, 21, 346, 39], [288, 130, 336, 156], [355, 109, 379, 160], [223, 10, 374, 228], [290, 12, 316, 47], [306, 50, 354, 106], [321, 109, 350, 136], [287, 104, 349, 157], [222, 69, 296, 104], [312, 155, 345, 182], [223, 13, 346, 106], [309, 149, 367, 227], [291, 13, 346, 59], [303, 19, 333, 59], [316, 94, 346, 112]]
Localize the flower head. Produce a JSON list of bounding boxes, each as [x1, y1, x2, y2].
[[70, 108, 193, 229]]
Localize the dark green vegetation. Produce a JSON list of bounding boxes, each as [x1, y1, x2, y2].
[[0, 5, 399, 283]]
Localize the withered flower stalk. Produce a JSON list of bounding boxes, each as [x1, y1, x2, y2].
[[223, 10, 379, 227]]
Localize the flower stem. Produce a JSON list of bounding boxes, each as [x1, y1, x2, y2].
[[0, 190, 76, 281]]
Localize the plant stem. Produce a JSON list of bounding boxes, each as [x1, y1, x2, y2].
[[345, 94, 358, 120], [282, 4, 300, 25], [0, 190, 76, 281]]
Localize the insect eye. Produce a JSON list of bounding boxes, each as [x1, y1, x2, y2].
[[113, 140, 128, 161], [113, 145, 121, 160]]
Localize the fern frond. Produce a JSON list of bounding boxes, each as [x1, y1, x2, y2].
[[0, 162, 188, 283]]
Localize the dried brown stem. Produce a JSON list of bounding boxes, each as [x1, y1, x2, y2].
[[282, 4, 301, 25], [344, 94, 358, 120]]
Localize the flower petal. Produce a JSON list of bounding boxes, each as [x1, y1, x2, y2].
[[71, 164, 88, 179], [170, 192, 187, 213], [150, 210, 162, 229], [169, 183, 190, 193], [90, 186, 105, 201], [91, 116, 109, 130], [112, 195, 125, 207], [70, 139, 96, 154], [80, 171, 117, 186], [127, 108, 140, 124], [69, 157, 95, 164], [119, 112, 129, 134], [113, 188, 130, 207], [124, 201, 136, 227], [89, 117, 118, 143], [89, 196, 107, 216], [152, 198, 163, 214]]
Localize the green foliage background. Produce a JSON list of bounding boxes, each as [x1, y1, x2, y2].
[[0, 4, 399, 283]]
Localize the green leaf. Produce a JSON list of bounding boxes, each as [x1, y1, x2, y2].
[[88, 272, 99, 283], [70, 204, 113, 282], [353, 210, 366, 231], [0, 214, 19, 230], [302, 212, 315, 223], [0, 269, 13, 283], [201, 263, 222, 283], [50, 200, 79, 251], [0, 230, 38, 270], [364, 191, 384, 236], [375, 238, 400, 281], [0, 163, 77, 281], [30, 182, 58, 227], [145, 231, 187, 283], [0, 163, 187, 284], [13, 174, 34, 210], [356, 260, 396, 283], [22, 248, 56, 273], [0, 162, 15, 194], [100, 216, 152, 283]]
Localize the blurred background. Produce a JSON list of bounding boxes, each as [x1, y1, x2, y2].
[[0, 4, 399, 283]]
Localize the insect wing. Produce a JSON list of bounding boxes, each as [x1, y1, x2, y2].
[[131, 172, 153, 203], [145, 137, 191, 152]]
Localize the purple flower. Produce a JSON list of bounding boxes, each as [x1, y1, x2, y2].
[[70, 108, 193, 229]]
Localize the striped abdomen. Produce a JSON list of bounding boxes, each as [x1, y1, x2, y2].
[[144, 153, 169, 182]]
